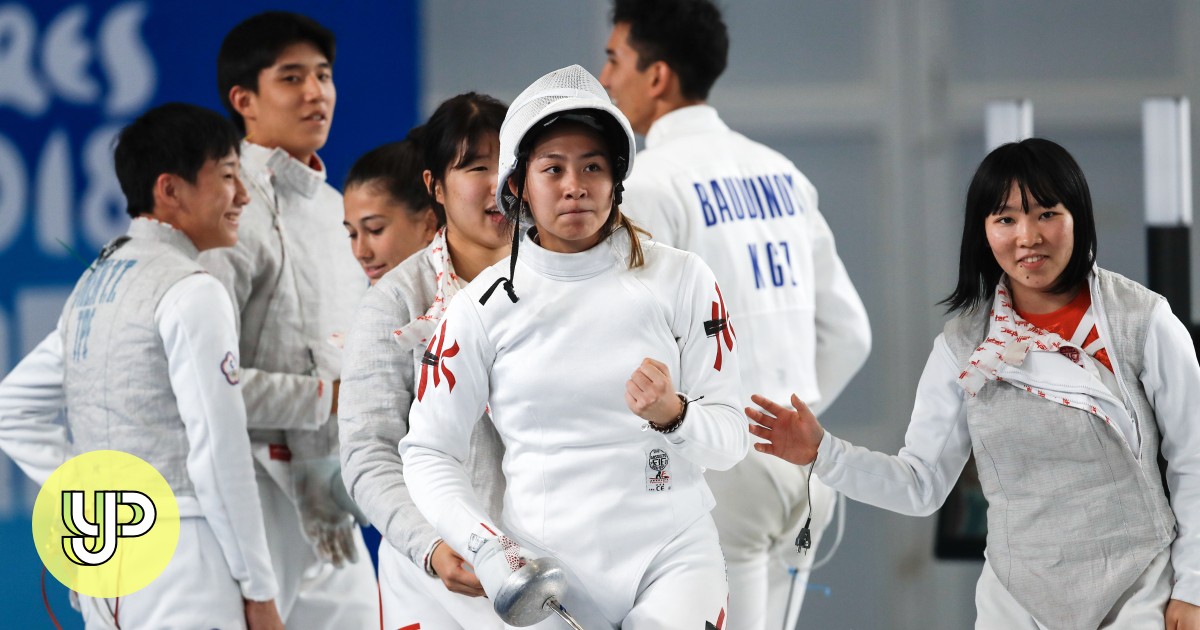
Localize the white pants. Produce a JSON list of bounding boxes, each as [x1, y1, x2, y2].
[[378, 540, 503, 630], [707, 449, 836, 630], [975, 546, 1171, 629], [515, 515, 729, 630], [79, 518, 246, 629], [256, 466, 379, 629]]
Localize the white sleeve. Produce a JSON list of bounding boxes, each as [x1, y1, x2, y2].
[[806, 184, 872, 413], [0, 330, 69, 485], [399, 295, 499, 557], [1142, 301, 1200, 605], [662, 255, 749, 471], [157, 274, 278, 601], [814, 335, 971, 516]]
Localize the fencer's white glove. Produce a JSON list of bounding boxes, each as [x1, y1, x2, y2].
[[291, 456, 360, 568], [469, 528, 531, 603]]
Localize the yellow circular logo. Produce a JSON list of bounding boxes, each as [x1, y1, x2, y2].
[[32, 450, 180, 598]]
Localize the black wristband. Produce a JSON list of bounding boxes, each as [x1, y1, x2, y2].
[[649, 393, 689, 434]]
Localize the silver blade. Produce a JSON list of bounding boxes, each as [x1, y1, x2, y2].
[[545, 597, 585, 630]]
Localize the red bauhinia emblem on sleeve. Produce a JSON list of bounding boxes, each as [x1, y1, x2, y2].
[[417, 320, 460, 401], [705, 283, 736, 371]]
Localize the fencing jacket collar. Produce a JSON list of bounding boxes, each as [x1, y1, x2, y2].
[[241, 141, 327, 200], [644, 104, 728, 150], [128, 216, 199, 260], [520, 227, 626, 281]]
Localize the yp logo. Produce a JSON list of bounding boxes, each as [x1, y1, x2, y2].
[[62, 490, 156, 566], [33, 450, 179, 598]]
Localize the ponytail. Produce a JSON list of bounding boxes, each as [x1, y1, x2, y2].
[[609, 208, 650, 269]]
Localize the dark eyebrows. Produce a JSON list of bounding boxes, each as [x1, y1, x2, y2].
[[533, 150, 607, 161], [273, 61, 332, 74], [342, 214, 385, 229]]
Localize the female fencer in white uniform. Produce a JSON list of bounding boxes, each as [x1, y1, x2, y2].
[[399, 65, 750, 629]]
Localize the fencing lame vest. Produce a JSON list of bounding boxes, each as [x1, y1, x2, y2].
[[943, 268, 1175, 630], [62, 219, 206, 499]]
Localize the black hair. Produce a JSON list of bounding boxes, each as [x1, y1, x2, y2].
[[344, 130, 435, 225], [217, 11, 336, 133], [941, 138, 1098, 314], [611, 0, 728, 101], [114, 102, 241, 219], [421, 92, 507, 223]]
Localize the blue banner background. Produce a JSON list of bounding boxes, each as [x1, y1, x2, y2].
[[0, 1, 420, 625]]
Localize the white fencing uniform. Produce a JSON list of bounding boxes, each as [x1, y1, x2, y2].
[[401, 231, 748, 629], [13, 217, 279, 628], [198, 142, 377, 628], [621, 104, 871, 629], [340, 231, 506, 630]]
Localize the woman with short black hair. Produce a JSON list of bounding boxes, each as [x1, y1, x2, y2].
[[749, 138, 1200, 629]]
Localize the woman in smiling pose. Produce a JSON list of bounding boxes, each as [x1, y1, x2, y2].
[[338, 92, 512, 630], [398, 65, 748, 630], [748, 138, 1200, 630]]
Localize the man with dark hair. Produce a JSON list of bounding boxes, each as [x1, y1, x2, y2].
[[601, 1, 872, 628], [0, 102, 283, 629], [199, 11, 377, 629]]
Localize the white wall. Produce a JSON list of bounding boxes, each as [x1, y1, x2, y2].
[[423, 1, 1200, 627]]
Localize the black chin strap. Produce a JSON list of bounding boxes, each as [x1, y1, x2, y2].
[[479, 167, 625, 306], [479, 175, 525, 305]]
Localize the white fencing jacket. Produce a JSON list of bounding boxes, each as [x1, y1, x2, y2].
[[400, 231, 748, 608], [622, 104, 870, 412]]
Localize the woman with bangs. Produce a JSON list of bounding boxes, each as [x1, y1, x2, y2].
[[748, 138, 1200, 629], [338, 92, 511, 630]]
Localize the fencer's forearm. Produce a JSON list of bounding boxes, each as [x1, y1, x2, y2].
[[338, 293, 441, 565], [1144, 302, 1200, 605], [814, 337, 971, 517], [664, 401, 749, 470], [240, 367, 333, 431], [340, 421, 440, 564], [0, 331, 69, 485], [399, 298, 501, 556], [400, 445, 497, 557], [813, 431, 959, 516], [159, 278, 278, 601]]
